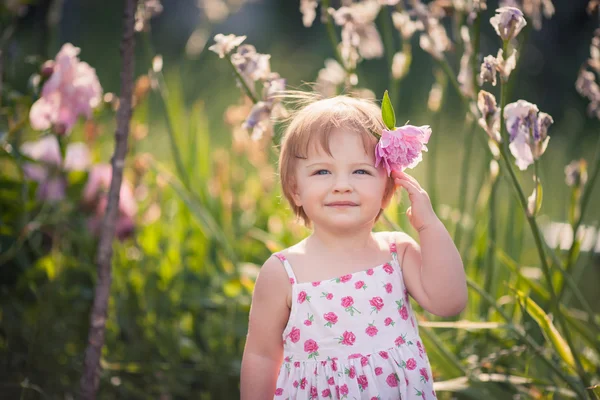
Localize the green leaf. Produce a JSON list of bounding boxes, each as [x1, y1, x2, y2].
[[515, 290, 576, 370], [381, 90, 396, 130]]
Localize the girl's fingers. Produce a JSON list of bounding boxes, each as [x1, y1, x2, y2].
[[396, 171, 422, 189], [394, 178, 420, 196]]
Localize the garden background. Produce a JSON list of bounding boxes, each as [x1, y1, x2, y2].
[[1, 0, 599, 399]]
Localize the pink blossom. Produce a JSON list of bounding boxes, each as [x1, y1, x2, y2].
[[375, 125, 431, 175], [366, 325, 378, 337], [386, 373, 399, 387], [420, 367, 429, 382], [294, 362, 300, 368], [360, 356, 369, 366], [340, 384, 349, 395], [341, 296, 354, 308], [298, 291, 307, 303], [375, 367, 383, 375], [30, 43, 102, 135], [321, 388, 331, 397], [340, 331, 356, 346], [384, 317, 394, 326], [304, 319, 312, 326], [384, 283, 393, 293], [20, 136, 90, 202], [395, 335, 405, 346], [304, 339, 319, 354], [355, 280, 365, 289], [347, 366, 356, 379], [328, 376, 335, 385], [399, 306, 409, 320], [293, 380, 299, 388], [324, 312, 338, 325], [340, 274, 352, 283], [275, 388, 283, 395], [348, 353, 362, 359], [383, 263, 394, 274], [331, 358, 338, 371], [357, 375, 368, 389], [406, 358, 417, 370], [379, 350, 389, 359], [312, 281, 321, 286], [326, 293, 333, 300], [310, 386, 318, 398], [369, 297, 384, 311], [289, 327, 300, 343], [366, 268, 374, 275], [300, 378, 307, 389], [83, 164, 137, 240]]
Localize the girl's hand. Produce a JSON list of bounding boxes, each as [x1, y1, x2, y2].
[[391, 170, 438, 232]]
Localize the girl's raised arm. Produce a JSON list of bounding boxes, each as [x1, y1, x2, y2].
[[240, 256, 291, 399]]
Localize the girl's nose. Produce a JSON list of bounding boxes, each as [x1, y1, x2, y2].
[[332, 176, 352, 193]]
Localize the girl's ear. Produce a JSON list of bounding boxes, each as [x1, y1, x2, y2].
[[290, 180, 302, 206]]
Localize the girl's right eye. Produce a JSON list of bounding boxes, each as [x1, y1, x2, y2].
[[314, 169, 330, 175]]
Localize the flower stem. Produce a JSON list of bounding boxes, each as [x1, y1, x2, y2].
[[453, 121, 477, 249], [225, 55, 258, 104], [558, 134, 600, 301], [498, 65, 591, 389]]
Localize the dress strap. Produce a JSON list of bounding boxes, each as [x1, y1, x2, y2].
[[273, 253, 297, 285], [388, 242, 399, 262]]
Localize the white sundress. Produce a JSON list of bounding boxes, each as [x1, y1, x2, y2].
[[272, 243, 437, 400]]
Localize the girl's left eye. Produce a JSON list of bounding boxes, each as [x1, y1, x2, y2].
[[354, 169, 371, 175]]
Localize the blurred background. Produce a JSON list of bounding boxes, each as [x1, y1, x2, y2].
[[1, 0, 599, 399]]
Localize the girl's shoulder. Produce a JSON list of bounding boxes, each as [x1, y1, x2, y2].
[[375, 230, 416, 250]]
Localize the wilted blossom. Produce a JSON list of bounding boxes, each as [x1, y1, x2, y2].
[[134, 0, 163, 32], [564, 159, 588, 188], [242, 75, 287, 140], [329, 0, 383, 67], [576, 29, 600, 119], [479, 48, 517, 86], [208, 33, 246, 58], [490, 7, 527, 42], [500, 0, 554, 31], [477, 90, 501, 142], [231, 44, 272, 90], [83, 164, 137, 241], [374, 125, 432, 175], [20, 135, 90, 202], [300, 0, 319, 27], [458, 26, 475, 98], [29, 43, 102, 135], [504, 100, 553, 170], [316, 59, 347, 97], [391, 11, 424, 40]]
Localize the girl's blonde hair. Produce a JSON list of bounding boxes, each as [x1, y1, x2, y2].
[[278, 92, 395, 226]]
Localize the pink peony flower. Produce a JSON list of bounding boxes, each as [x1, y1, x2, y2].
[[324, 312, 338, 325], [289, 327, 300, 343], [366, 325, 378, 337], [399, 306, 409, 320], [298, 291, 307, 303], [355, 280, 365, 289], [406, 358, 417, 370], [366, 268, 374, 275], [321, 388, 331, 397], [326, 293, 333, 300], [360, 356, 369, 366], [375, 367, 383, 376], [385, 283, 393, 293], [374, 125, 431, 175], [369, 297, 384, 311], [384, 317, 394, 326], [357, 375, 368, 389], [29, 43, 102, 135], [340, 384, 349, 395], [383, 263, 394, 274], [386, 373, 399, 387], [395, 335, 405, 346], [304, 339, 319, 354], [340, 331, 356, 346], [341, 296, 354, 308]]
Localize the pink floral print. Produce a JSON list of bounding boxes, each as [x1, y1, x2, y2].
[[272, 245, 435, 399]]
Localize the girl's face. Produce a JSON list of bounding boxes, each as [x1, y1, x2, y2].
[[292, 129, 390, 233]]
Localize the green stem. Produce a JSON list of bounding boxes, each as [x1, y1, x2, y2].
[[379, 6, 399, 107], [225, 55, 258, 104], [468, 278, 589, 399], [321, 0, 350, 75], [481, 171, 499, 317], [497, 73, 591, 389], [559, 135, 600, 300], [437, 57, 470, 111], [453, 121, 477, 248]]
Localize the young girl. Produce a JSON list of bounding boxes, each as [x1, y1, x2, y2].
[[240, 95, 467, 399]]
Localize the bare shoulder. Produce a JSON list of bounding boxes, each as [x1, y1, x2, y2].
[[256, 254, 290, 291], [376, 231, 418, 250]]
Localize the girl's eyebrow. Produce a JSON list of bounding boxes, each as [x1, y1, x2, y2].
[[305, 162, 375, 168]]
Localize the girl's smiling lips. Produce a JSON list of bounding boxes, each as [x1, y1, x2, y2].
[[326, 201, 359, 206]]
